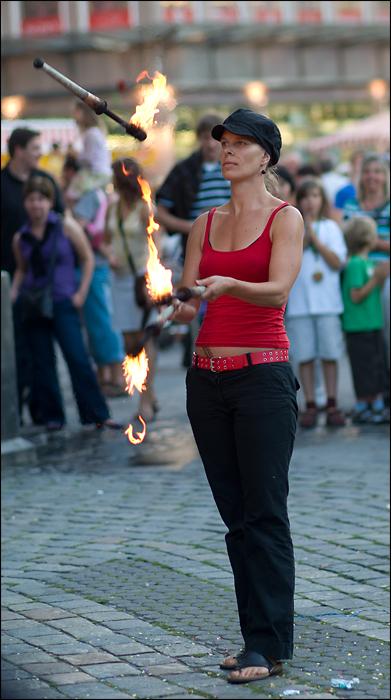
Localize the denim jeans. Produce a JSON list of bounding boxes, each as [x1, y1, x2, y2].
[[21, 298, 110, 427], [75, 265, 125, 366], [186, 360, 299, 660]]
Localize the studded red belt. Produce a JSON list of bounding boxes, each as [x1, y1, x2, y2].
[[192, 349, 289, 372]]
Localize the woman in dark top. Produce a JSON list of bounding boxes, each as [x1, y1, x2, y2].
[[10, 176, 120, 432]]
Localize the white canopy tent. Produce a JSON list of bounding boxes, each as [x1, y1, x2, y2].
[[305, 111, 390, 154], [1, 119, 79, 155]]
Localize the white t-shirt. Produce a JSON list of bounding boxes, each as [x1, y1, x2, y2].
[[78, 127, 112, 175], [286, 218, 347, 317]]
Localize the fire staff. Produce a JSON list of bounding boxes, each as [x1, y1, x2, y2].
[[168, 109, 303, 684]]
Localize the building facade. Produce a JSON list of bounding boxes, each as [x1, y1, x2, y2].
[[1, 1, 390, 145]]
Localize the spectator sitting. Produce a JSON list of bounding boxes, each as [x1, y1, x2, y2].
[[342, 216, 390, 424], [285, 178, 348, 428], [66, 100, 112, 208]]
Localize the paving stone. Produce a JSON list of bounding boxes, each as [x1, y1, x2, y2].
[[77, 661, 142, 678], [99, 641, 153, 655], [21, 608, 77, 621], [55, 682, 135, 698], [39, 670, 95, 684], [0, 678, 66, 699], [112, 674, 179, 696], [59, 651, 118, 664], [148, 663, 191, 674]]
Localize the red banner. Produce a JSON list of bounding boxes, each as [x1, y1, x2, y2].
[[89, 1, 132, 31], [21, 1, 61, 36]]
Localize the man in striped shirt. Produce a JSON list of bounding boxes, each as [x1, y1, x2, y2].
[[156, 112, 231, 261], [156, 112, 231, 365]]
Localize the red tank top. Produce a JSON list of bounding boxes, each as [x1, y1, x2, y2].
[[196, 204, 290, 349]]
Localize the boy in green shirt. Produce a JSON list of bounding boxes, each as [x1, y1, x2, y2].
[[342, 217, 389, 424]]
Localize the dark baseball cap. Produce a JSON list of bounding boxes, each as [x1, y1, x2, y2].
[[211, 108, 282, 166]]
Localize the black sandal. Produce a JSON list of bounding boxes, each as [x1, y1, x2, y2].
[[227, 650, 282, 684], [220, 649, 246, 670]]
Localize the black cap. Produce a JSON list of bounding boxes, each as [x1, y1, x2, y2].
[[211, 108, 282, 166]]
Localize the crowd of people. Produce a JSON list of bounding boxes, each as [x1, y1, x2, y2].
[[1, 107, 389, 432]]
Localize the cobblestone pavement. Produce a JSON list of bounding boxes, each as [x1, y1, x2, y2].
[[2, 342, 390, 699]]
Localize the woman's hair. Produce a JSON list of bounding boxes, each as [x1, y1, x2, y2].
[[22, 176, 55, 205], [74, 100, 106, 133], [264, 164, 279, 196], [295, 178, 330, 219], [112, 157, 143, 205], [357, 154, 390, 202], [342, 216, 377, 255]]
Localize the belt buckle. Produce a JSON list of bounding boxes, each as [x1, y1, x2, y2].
[[210, 356, 221, 372]]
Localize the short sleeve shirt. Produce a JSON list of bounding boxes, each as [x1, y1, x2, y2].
[[341, 255, 383, 332]]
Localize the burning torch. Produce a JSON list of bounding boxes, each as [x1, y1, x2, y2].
[[33, 58, 147, 141]]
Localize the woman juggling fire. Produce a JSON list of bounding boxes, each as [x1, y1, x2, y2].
[[167, 109, 303, 684]]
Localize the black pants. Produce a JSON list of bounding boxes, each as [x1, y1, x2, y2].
[[20, 298, 110, 427], [345, 330, 389, 399], [186, 360, 299, 660]]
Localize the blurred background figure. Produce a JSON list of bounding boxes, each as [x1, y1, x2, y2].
[[44, 141, 65, 182], [275, 165, 296, 204], [342, 216, 389, 424], [285, 178, 347, 428], [60, 154, 80, 195], [72, 185, 126, 398], [294, 163, 320, 189], [9, 176, 119, 432], [334, 150, 365, 215], [155, 112, 231, 367], [101, 157, 158, 422], [279, 151, 304, 179], [318, 156, 349, 207], [343, 154, 390, 375], [66, 100, 111, 209], [1, 127, 65, 425]]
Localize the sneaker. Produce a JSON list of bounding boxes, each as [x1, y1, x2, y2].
[[352, 408, 373, 424], [370, 408, 390, 424]]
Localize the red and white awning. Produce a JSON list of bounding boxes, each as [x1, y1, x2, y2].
[[1, 119, 79, 155], [305, 111, 390, 153]]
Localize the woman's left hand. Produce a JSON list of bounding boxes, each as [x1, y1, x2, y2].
[[71, 291, 85, 309], [196, 276, 233, 301]]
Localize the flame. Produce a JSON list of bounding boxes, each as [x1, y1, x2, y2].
[[137, 175, 173, 301], [125, 416, 146, 444], [122, 350, 149, 395], [130, 71, 167, 131]]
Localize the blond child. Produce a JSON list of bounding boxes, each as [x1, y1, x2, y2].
[[342, 216, 390, 423]]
